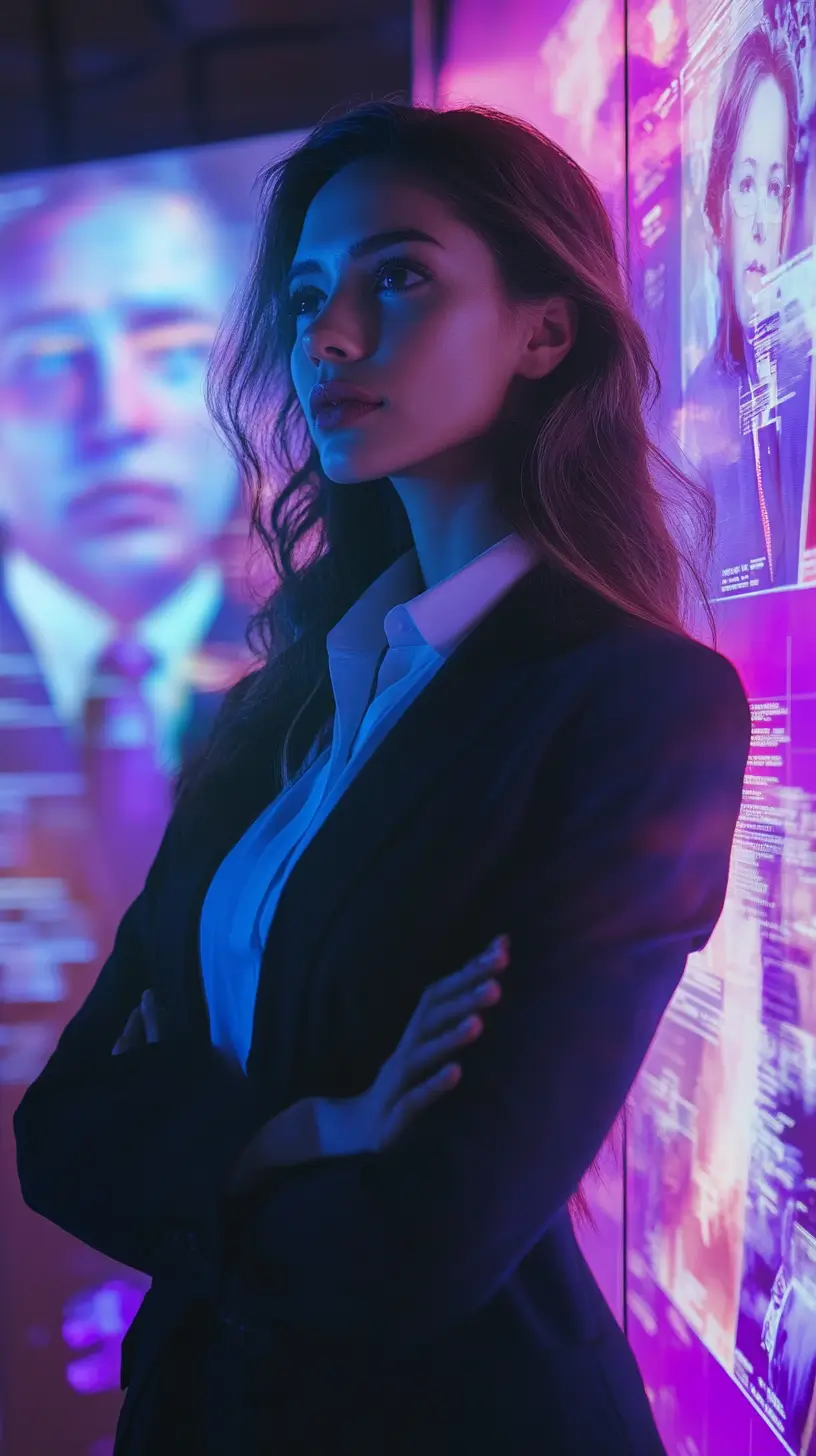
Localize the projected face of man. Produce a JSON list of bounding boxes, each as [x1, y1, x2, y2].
[[0, 188, 237, 620]]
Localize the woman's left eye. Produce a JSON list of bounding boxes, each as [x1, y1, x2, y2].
[[375, 259, 429, 293], [289, 288, 318, 318], [288, 258, 429, 321]]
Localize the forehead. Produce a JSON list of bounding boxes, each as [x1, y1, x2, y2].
[[294, 160, 463, 256], [2, 190, 227, 317], [739, 77, 788, 152]]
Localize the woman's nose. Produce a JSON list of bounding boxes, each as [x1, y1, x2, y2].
[[304, 331, 353, 364], [302, 293, 369, 366], [304, 328, 370, 366]]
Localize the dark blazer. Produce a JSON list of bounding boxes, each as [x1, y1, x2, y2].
[[14, 564, 751, 1456], [770, 1283, 816, 1454], [684, 340, 810, 596]]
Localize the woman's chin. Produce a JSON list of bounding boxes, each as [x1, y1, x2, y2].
[[320, 448, 393, 485]]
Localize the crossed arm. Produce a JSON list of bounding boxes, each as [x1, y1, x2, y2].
[[14, 638, 751, 1340]]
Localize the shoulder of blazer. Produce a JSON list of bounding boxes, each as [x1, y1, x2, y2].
[[551, 607, 747, 715], [501, 588, 750, 789], [538, 614, 752, 789], [499, 563, 731, 696]]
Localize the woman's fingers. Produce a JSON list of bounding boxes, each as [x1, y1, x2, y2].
[[379, 937, 510, 1118], [385, 1063, 462, 1143], [422, 977, 503, 1036], [140, 990, 161, 1043], [111, 990, 163, 1059], [111, 1007, 144, 1056], [421, 936, 510, 1013], [409, 1013, 486, 1078], [111, 991, 162, 1056]]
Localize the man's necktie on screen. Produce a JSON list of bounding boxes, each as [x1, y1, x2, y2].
[[83, 637, 172, 908]]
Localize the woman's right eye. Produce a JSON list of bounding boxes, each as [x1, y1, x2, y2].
[[288, 288, 320, 320]]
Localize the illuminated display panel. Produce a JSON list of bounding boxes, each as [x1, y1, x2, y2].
[[0, 130, 302, 1455], [630, 0, 816, 1449], [4, 5, 816, 1447], [442, 0, 816, 1449]]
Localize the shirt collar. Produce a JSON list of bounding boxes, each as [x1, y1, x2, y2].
[[389, 532, 541, 653], [5, 549, 224, 727], [326, 532, 541, 661]]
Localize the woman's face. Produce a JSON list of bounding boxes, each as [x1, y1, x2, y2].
[[288, 159, 565, 486], [728, 76, 789, 333]]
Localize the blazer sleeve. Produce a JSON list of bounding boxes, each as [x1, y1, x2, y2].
[[13, 686, 272, 1279], [219, 635, 752, 1344]]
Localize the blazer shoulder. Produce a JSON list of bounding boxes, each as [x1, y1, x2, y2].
[[606, 616, 745, 676], [571, 616, 751, 744]]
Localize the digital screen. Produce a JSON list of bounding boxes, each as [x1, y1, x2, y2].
[[0, 131, 302, 1455], [442, 0, 816, 1451], [5, 7, 816, 1451], [629, 1, 816, 1453]]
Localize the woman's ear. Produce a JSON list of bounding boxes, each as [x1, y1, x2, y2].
[[515, 295, 577, 381]]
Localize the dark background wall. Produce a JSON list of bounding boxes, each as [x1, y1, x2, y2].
[[0, 0, 416, 174]]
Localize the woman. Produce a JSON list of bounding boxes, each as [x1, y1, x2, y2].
[[684, 23, 806, 596], [14, 101, 750, 1454]]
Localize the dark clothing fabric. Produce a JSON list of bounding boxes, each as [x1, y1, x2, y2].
[[684, 339, 810, 597], [14, 563, 751, 1454], [770, 1284, 816, 1455]]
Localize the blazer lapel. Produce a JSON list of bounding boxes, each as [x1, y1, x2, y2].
[[245, 561, 618, 1090]]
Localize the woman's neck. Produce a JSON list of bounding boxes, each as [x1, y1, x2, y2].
[[389, 475, 513, 590]]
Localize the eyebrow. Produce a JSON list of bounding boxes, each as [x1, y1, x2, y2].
[[739, 157, 785, 172], [287, 228, 443, 286], [127, 305, 219, 330], [1, 303, 218, 336]]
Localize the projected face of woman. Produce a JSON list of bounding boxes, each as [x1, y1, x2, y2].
[[728, 75, 789, 333]]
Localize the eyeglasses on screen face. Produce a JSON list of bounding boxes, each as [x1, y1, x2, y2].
[[729, 168, 791, 220]]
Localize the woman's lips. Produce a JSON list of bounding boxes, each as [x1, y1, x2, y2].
[[314, 400, 384, 431]]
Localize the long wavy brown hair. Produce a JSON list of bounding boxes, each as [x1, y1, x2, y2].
[[194, 99, 714, 1227]]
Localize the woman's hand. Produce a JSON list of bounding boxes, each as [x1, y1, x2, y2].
[[228, 935, 511, 1196], [111, 990, 163, 1055], [316, 934, 510, 1156]]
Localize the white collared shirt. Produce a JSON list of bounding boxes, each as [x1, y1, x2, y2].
[[4, 551, 225, 772], [200, 532, 539, 1073]]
